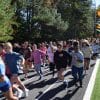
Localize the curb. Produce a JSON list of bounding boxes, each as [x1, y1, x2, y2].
[[83, 59, 100, 100]]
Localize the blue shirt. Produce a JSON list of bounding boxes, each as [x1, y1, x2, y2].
[[71, 51, 84, 68], [5, 52, 24, 74], [0, 59, 10, 87]]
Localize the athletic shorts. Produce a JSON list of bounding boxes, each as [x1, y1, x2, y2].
[[56, 65, 66, 71], [84, 58, 90, 61], [6, 73, 19, 79], [0, 81, 11, 93]]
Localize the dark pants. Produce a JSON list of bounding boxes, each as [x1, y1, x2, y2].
[[72, 65, 83, 81], [49, 62, 55, 76]]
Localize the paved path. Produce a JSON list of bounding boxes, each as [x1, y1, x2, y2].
[[0, 60, 96, 100]]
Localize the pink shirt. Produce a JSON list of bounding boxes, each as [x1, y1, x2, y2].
[[40, 47, 47, 58], [40, 47, 47, 53], [31, 49, 45, 64]]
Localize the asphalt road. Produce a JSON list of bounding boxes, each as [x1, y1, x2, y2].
[[0, 60, 96, 100]]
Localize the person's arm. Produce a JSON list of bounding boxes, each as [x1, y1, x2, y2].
[[89, 46, 93, 54], [67, 52, 72, 66], [54, 52, 57, 64], [0, 75, 5, 82], [29, 52, 34, 62], [20, 57, 25, 67], [17, 53, 25, 67], [0, 63, 6, 82], [77, 59, 83, 63], [39, 49, 46, 55]]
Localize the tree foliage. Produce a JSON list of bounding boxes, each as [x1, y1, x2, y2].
[[0, 0, 15, 41], [13, 0, 68, 42], [0, 0, 94, 42], [57, 0, 93, 39], [97, 5, 100, 10]]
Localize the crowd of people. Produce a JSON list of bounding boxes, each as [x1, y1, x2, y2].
[[0, 38, 100, 100]]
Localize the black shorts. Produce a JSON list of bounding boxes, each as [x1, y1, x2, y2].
[[6, 73, 20, 79], [56, 65, 66, 71], [84, 58, 90, 61], [49, 63, 55, 71]]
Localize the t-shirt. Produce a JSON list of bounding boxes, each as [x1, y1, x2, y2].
[[91, 44, 100, 54], [81, 46, 92, 58], [31, 49, 45, 64], [0, 59, 10, 87], [54, 50, 72, 67], [47, 46, 54, 63], [40, 47, 47, 58], [71, 51, 84, 68], [4, 52, 24, 74]]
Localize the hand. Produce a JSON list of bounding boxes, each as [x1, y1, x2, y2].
[[0, 76, 5, 82]]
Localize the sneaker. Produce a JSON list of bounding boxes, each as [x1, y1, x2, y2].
[[41, 77, 44, 80], [56, 79, 63, 83], [65, 87, 68, 93], [63, 80, 68, 87], [75, 83, 78, 87], [38, 75, 44, 80], [73, 79, 78, 87], [23, 88, 29, 97], [38, 76, 42, 80], [79, 80, 83, 88], [63, 80, 68, 92], [17, 88, 23, 99]]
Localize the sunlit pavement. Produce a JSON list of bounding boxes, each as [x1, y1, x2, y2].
[[0, 60, 96, 100]]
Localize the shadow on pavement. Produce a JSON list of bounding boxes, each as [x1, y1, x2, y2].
[[27, 78, 58, 90], [52, 86, 80, 100], [38, 83, 80, 100]]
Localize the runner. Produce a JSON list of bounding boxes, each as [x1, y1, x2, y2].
[[0, 56, 18, 100], [30, 44, 46, 80], [20, 41, 32, 79], [91, 39, 100, 59], [40, 42, 47, 67], [4, 42, 29, 98], [47, 43, 56, 77], [81, 39, 93, 70], [71, 41, 84, 87], [54, 43, 72, 87]]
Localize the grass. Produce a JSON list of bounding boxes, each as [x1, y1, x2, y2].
[[91, 63, 100, 100]]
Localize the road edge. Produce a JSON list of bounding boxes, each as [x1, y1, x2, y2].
[[83, 59, 100, 100]]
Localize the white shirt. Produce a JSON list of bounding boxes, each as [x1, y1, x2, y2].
[[47, 46, 54, 62], [81, 46, 92, 58]]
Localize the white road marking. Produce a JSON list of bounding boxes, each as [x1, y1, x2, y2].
[[35, 69, 71, 100], [35, 83, 56, 100], [83, 59, 100, 100]]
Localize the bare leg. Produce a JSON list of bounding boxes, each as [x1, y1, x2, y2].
[[58, 68, 65, 81], [11, 75, 26, 91], [3, 87, 18, 100]]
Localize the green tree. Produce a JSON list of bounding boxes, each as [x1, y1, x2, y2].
[[13, 0, 68, 42], [0, 0, 15, 41], [97, 5, 100, 10], [96, 6, 100, 35], [57, 0, 94, 39], [13, 0, 94, 42]]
